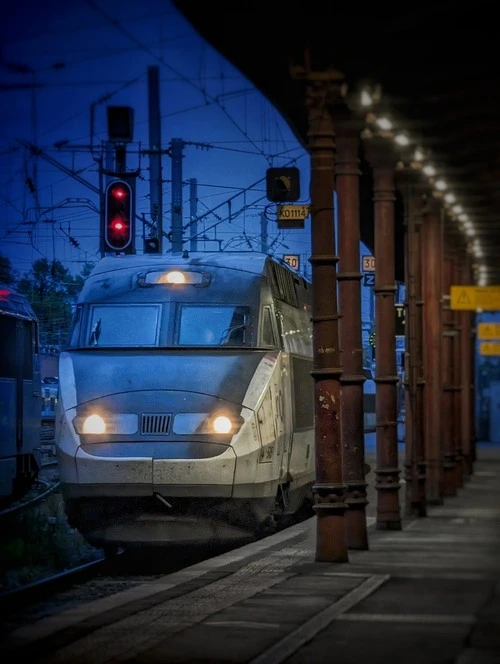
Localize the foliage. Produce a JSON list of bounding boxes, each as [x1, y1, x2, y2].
[[0, 253, 16, 285], [16, 258, 95, 346]]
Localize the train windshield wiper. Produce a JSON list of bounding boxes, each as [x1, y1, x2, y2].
[[218, 323, 248, 345], [89, 318, 102, 346]]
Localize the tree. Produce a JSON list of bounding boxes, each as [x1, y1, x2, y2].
[[0, 253, 16, 285], [16, 258, 94, 346]]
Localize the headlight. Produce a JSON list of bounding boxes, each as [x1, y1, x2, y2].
[[212, 415, 232, 434], [82, 414, 105, 434], [73, 413, 138, 435], [173, 412, 244, 435]]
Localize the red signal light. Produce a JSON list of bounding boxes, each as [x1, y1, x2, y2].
[[111, 187, 126, 199], [104, 180, 133, 252]]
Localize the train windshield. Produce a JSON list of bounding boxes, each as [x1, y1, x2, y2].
[[177, 305, 250, 346], [71, 303, 251, 348], [87, 305, 160, 347]]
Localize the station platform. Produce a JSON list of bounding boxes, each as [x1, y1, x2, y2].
[[4, 442, 500, 664]]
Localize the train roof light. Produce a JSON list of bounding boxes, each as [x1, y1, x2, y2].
[[163, 271, 186, 284], [139, 270, 209, 287]]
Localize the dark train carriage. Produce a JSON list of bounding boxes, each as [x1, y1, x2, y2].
[[0, 284, 42, 504]]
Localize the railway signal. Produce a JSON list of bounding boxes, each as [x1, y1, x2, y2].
[[266, 167, 300, 202], [104, 179, 134, 253]]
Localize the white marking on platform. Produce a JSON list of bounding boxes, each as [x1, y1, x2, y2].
[[207, 621, 282, 629], [337, 613, 475, 624], [250, 574, 389, 664]]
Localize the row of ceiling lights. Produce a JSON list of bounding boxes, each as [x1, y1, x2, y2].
[[356, 88, 487, 287]]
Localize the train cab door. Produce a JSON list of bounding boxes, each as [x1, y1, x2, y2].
[[273, 357, 293, 484], [264, 305, 294, 484]]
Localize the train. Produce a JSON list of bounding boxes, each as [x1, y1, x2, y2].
[[0, 284, 42, 506], [55, 252, 315, 551]]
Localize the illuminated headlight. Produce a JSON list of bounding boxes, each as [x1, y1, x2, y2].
[[173, 412, 244, 435], [73, 413, 138, 435]]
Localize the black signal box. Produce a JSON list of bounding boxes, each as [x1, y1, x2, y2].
[[266, 167, 300, 202]]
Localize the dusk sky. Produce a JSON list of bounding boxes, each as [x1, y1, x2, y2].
[[0, 0, 316, 278]]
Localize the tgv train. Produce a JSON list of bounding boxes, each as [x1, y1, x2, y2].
[[0, 284, 41, 505], [55, 252, 315, 550]]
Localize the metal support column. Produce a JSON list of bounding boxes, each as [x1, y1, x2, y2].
[[452, 245, 464, 488], [397, 170, 427, 517], [422, 196, 444, 503], [306, 78, 348, 562], [365, 137, 401, 530], [441, 248, 458, 497], [336, 112, 368, 549], [460, 252, 473, 477]]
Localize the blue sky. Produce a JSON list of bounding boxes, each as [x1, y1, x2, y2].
[[0, 0, 314, 278]]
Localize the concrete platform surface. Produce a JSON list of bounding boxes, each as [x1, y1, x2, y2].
[[3, 444, 500, 664]]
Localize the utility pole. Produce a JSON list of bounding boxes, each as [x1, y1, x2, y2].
[[148, 66, 163, 253], [260, 211, 268, 253], [189, 178, 198, 252], [171, 138, 184, 253]]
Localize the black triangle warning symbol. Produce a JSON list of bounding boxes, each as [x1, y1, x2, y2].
[[457, 290, 472, 304]]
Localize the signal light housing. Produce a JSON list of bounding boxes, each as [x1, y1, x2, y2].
[[266, 167, 300, 202], [104, 180, 134, 253]]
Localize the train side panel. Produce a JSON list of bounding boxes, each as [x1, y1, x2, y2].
[[0, 286, 41, 504]]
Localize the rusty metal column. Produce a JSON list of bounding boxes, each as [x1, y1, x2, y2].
[[460, 252, 473, 476], [397, 170, 427, 516], [452, 246, 465, 488], [422, 197, 444, 503], [441, 245, 458, 497], [365, 137, 401, 530], [470, 312, 477, 467], [306, 79, 348, 562], [336, 112, 368, 550]]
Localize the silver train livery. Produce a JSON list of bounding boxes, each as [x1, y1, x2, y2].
[[55, 252, 315, 550], [0, 284, 41, 505]]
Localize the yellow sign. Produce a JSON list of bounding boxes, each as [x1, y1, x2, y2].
[[477, 322, 500, 340], [450, 286, 500, 311], [277, 205, 310, 221], [479, 341, 500, 356]]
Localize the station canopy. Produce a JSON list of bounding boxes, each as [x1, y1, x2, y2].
[[173, 1, 500, 286]]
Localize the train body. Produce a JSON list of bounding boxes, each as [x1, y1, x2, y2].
[[0, 284, 41, 505], [56, 252, 315, 549]]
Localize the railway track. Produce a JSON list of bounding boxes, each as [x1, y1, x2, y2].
[[0, 541, 247, 637], [0, 555, 108, 618]]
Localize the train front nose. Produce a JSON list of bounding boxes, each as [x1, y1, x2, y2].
[[67, 391, 245, 492], [57, 390, 257, 546]]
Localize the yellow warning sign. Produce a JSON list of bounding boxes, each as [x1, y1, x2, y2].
[[479, 341, 500, 356], [450, 286, 500, 311], [477, 323, 500, 340]]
